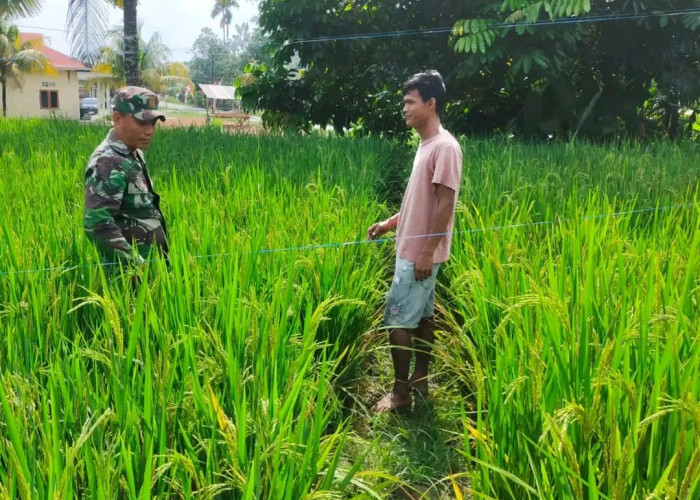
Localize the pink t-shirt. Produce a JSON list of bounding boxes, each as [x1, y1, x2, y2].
[[396, 128, 462, 264]]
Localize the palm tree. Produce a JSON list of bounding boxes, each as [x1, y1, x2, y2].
[[5, 0, 138, 85], [93, 24, 192, 92], [66, 0, 110, 66], [0, 17, 55, 117], [122, 0, 137, 84], [0, 0, 42, 18], [64, 1, 137, 83], [211, 0, 238, 42]]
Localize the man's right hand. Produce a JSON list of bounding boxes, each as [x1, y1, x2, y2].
[[367, 220, 389, 240]]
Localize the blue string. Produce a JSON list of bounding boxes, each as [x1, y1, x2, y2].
[[1, 202, 696, 278]]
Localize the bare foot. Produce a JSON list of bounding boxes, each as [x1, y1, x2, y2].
[[408, 373, 429, 395], [372, 391, 412, 412]]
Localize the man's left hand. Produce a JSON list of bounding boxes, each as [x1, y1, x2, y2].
[[414, 252, 433, 281]]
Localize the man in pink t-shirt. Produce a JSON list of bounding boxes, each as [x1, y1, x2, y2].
[[367, 71, 463, 412]]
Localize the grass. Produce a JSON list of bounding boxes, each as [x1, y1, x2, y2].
[[0, 118, 698, 499], [161, 109, 207, 119], [161, 96, 201, 107]]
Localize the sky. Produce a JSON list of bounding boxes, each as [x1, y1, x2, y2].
[[13, 0, 260, 62]]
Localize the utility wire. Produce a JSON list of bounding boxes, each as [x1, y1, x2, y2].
[[15, 7, 700, 56], [1, 202, 697, 278]]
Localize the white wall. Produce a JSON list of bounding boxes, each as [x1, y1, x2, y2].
[[97, 80, 111, 115], [5, 70, 81, 120]]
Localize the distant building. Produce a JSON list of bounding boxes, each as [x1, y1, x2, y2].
[[4, 33, 91, 120], [78, 71, 113, 118]]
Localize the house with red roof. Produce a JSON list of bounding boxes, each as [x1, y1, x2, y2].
[[4, 33, 92, 120]]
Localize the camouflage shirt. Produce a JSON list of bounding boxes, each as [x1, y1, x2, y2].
[[84, 129, 168, 263]]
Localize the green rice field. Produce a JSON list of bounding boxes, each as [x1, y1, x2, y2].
[[0, 119, 698, 499]]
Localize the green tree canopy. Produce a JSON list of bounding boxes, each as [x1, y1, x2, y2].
[[451, 0, 700, 139], [188, 25, 271, 87], [189, 27, 237, 85], [239, 0, 699, 139], [238, 0, 465, 134]]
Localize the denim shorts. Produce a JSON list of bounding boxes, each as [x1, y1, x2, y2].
[[383, 256, 441, 329]]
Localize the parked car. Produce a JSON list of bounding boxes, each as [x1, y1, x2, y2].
[[80, 97, 99, 120]]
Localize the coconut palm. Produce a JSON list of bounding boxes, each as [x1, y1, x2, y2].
[[93, 24, 192, 93], [121, 0, 137, 84], [0, 0, 42, 18], [211, 0, 238, 42], [66, 0, 110, 66], [64, 1, 138, 83], [0, 17, 55, 117]]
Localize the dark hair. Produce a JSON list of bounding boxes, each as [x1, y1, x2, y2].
[[402, 70, 446, 114]]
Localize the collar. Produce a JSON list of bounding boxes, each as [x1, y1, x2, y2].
[[107, 128, 138, 157]]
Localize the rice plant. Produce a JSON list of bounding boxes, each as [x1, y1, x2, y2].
[[0, 119, 398, 499], [0, 119, 698, 498], [439, 143, 700, 499]]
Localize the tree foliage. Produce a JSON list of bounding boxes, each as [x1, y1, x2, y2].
[[451, 0, 700, 139], [241, 0, 699, 139], [93, 23, 192, 92], [63, 0, 138, 83], [211, 0, 239, 42], [66, 0, 110, 66], [0, 0, 42, 19], [188, 25, 271, 86], [238, 0, 465, 134]]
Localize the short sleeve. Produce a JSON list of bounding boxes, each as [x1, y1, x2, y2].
[[431, 142, 462, 192]]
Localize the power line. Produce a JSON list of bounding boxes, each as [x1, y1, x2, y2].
[[151, 7, 700, 52], [13, 24, 71, 33], [15, 7, 700, 56], [269, 7, 700, 46]]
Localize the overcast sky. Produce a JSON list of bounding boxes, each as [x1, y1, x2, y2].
[[14, 0, 260, 61]]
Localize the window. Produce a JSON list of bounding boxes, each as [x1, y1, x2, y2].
[[40, 90, 59, 109]]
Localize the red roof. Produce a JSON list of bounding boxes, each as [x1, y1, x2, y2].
[[19, 33, 88, 71]]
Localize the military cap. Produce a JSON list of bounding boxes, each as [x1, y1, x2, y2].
[[113, 86, 166, 122]]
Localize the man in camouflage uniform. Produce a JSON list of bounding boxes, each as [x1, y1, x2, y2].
[[84, 86, 168, 267]]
